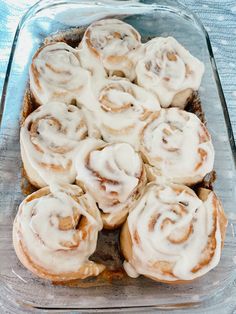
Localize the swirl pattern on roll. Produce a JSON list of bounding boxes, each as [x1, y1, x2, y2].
[[13, 184, 105, 281], [30, 42, 90, 105], [20, 102, 88, 188], [75, 138, 146, 229], [141, 108, 214, 185], [16, 19, 226, 284], [121, 183, 227, 282], [79, 19, 141, 80], [135, 37, 205, 108], [83, 77, 160, 149]]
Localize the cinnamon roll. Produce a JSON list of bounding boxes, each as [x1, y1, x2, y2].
[[141, 108, 214, 185], [79, 19, 141, 80], [75, 138, 146, 229], [20, 102, 88, 188], [30, 42, 90, 105], [84, 77, 160, 149], [135, 37, 205, 108], [121, 183, 227, 283], [13, 184, 105, 281]]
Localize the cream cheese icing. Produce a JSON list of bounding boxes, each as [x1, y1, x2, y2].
[[13, 184, 104, 276], [124, 184, 223, 281], [78, 19, 141, 80], [29, 42, 91, 105], [20, 102, 88, 187], [75, 138, 146, 226], [78, 77, 161, 149], [18, 19, 225, 282], [141, 108, 214, 185], [135, 37, 205, 108]]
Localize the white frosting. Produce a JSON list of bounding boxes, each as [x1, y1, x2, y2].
[[124, 184, 223, 281], [75, 138, 145, 216], [123, 261, 139, 278], [79, 19, 141, 80], [20, 102, 88, 187], [141, 108, 214, 185], [135, 37, 205, 107], [14, 184, 102, 274], [29, 42, 90, 105], [79, 77, 160, 149], [18, 20, 225, 281]]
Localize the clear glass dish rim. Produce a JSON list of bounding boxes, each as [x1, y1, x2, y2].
[[0, 0, 236, 312]]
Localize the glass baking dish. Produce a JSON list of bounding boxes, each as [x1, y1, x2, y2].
[[0, 0, 236, 312]]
